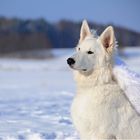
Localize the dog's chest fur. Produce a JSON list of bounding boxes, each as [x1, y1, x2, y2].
[[71, 83, 140, 139]]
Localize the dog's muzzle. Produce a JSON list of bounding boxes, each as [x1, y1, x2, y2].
[[67, 58, 75, 65]]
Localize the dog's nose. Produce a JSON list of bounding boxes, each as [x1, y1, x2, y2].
[[67, 58, 75, 65]]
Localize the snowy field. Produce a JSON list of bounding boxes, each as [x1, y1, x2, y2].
[[0, 48, 140, 140]]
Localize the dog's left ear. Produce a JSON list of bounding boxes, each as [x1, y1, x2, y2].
[[100, 26, 115, 53], [79, 20, 91, 42]]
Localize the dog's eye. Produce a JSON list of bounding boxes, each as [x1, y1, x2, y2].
[[87, 51, 94, 54]]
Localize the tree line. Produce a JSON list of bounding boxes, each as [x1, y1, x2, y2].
[[0, 17, 140, 54]]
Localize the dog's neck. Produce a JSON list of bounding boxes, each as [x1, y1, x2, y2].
[[74, 64, 115, 89]]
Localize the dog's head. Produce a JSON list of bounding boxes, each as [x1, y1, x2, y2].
[[67, 20, 116, 73]]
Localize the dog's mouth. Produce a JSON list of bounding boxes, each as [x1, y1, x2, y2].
[[69, 65, 87, 71], [82, 69, 87, 71]]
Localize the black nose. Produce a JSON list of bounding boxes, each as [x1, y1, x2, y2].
[[67, 58, 75, 65]]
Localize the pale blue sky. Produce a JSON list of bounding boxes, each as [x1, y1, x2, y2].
[[0, 0, 140, 32]]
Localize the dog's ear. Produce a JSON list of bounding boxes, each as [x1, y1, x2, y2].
[[79, 20, 91, 42], [100, 26, 115, 53]]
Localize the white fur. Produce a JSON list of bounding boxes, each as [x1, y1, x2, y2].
[[113, 64, 140, 114], [68, 20, 140, 139]]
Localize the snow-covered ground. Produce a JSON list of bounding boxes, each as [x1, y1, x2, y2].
[[0, 48, 140, 140]]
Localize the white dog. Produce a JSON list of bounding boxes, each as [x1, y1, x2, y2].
[[67, 20, 140, 139]]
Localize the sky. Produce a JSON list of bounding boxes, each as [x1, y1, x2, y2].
[[0, 0, 140, 32]]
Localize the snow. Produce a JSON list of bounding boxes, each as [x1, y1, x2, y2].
[[0, 48, 140, 140]]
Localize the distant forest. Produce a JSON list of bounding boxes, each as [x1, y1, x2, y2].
[[0, 17, 140, 53]]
